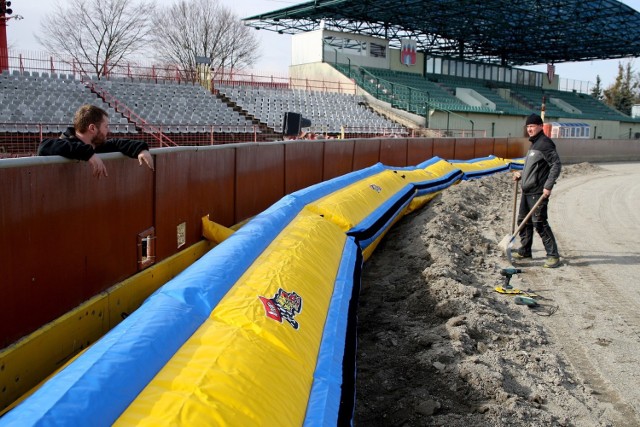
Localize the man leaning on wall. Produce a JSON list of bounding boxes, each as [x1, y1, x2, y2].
[[38, 104, 154, 178]]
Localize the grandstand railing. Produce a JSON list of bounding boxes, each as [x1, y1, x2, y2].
[[341, 65, 483, 136], [3, 50, 357, 94], [211, 71, 356, 94], [0, 124, 415, 157]]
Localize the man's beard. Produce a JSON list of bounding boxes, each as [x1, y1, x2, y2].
[[91, 131, 107, 147]]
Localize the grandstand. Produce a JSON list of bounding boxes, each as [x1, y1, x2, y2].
[[0, 70, 114, 134], [0, 64, 406, 156], [342, 65, 632, 122], [245, 0, 640, 138], [3, 0, 640, 157], [217, 84, 403, 134], [97, 79, 254, 134]]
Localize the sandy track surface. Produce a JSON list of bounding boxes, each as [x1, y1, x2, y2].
[[355, 162, 640, 426], [527, 163, 640, 426]]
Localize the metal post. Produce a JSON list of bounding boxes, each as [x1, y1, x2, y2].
[[0, 9, 8, 72], [424, 92, 431, 128], [425, 102, 430, 129]]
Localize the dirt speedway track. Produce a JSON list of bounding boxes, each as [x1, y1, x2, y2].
[[533, 162, 640, 426], [355, 162, 640, 426]]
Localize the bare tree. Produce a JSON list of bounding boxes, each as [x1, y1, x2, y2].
[[151, 0, 260, 82], [37, 0, 155, 78]]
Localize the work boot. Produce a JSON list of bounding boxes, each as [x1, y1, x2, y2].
[[512, 251, 532, 260], [543, 256, 560, 268]]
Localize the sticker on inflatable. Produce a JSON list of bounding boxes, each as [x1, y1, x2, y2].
[[370, 184, 382, 193], [259, 288, 303, 329]]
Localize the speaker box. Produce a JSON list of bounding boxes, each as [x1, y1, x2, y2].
[[283, 112, 312, 136]]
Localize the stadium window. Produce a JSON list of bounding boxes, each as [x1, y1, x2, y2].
[[323, 36, 366, 57], [344, 38, 366, 56], [505, 68, 512, 84], [478, 64, 485, 80], [456, 61, 464, 77], [370, 43, 386, 58], [426, 57, 434, 73], [434, 57, 442, 74], [324, 36, 338, 48]]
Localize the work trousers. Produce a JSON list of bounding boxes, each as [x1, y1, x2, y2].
[[517, 193, 559, 258]]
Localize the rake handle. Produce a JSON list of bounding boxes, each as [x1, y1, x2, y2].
[[511, 180, 518, 234]]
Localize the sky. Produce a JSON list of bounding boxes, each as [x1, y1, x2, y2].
[[5, 0, 640, 88]]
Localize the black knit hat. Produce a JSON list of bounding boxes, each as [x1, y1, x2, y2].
[[525, 113, 543, 125]]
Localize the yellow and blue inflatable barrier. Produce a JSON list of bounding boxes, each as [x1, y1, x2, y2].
[[0, 156, 521, 426]]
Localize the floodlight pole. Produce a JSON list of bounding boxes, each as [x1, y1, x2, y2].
[[0, 7, 22, 73], [0, 12, 8, 72]]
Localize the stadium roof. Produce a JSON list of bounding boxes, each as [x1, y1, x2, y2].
[[243, 0, 640, 66]]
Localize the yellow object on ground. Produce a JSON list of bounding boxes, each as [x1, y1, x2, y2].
[[202, 215, 235, 243]]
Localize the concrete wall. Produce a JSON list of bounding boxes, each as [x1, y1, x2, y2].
[[555, 138, 640, 163], [388, 48, 424, 74], [428, 111, 528, 138], [289, 62, 356, 93], [291, 30, 324, 66]]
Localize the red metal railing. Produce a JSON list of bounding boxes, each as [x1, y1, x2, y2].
[[0, 124, 415, 157], [2, 50, 357, 94]]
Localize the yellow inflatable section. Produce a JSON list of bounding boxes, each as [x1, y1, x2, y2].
[[116, 208, 347, 426]]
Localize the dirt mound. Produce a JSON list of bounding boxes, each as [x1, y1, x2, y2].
[[355, 166, 609, 426]]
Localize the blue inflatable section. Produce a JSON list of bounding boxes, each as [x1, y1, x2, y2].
[[450, 155, 512, 179], [347, 183, 415, 250], [304, 236, 361, 426]]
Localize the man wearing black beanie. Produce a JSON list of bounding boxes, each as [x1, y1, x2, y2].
[[512, 113, 562, 268]]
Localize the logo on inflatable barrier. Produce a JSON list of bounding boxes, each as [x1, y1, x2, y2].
[[259, 288, 303, 329], [370, 184, 382, 193]]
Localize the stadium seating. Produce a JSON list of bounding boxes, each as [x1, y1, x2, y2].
[[217, 84, 403, 134], [97, 80, 255, 133], [0, 71, 124, 134], [2, 62, 631, 149], [333, 64, 631, 122]]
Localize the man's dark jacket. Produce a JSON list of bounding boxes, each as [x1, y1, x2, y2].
[[38, 127, 149, 161], [520, 130, 562, 195]]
